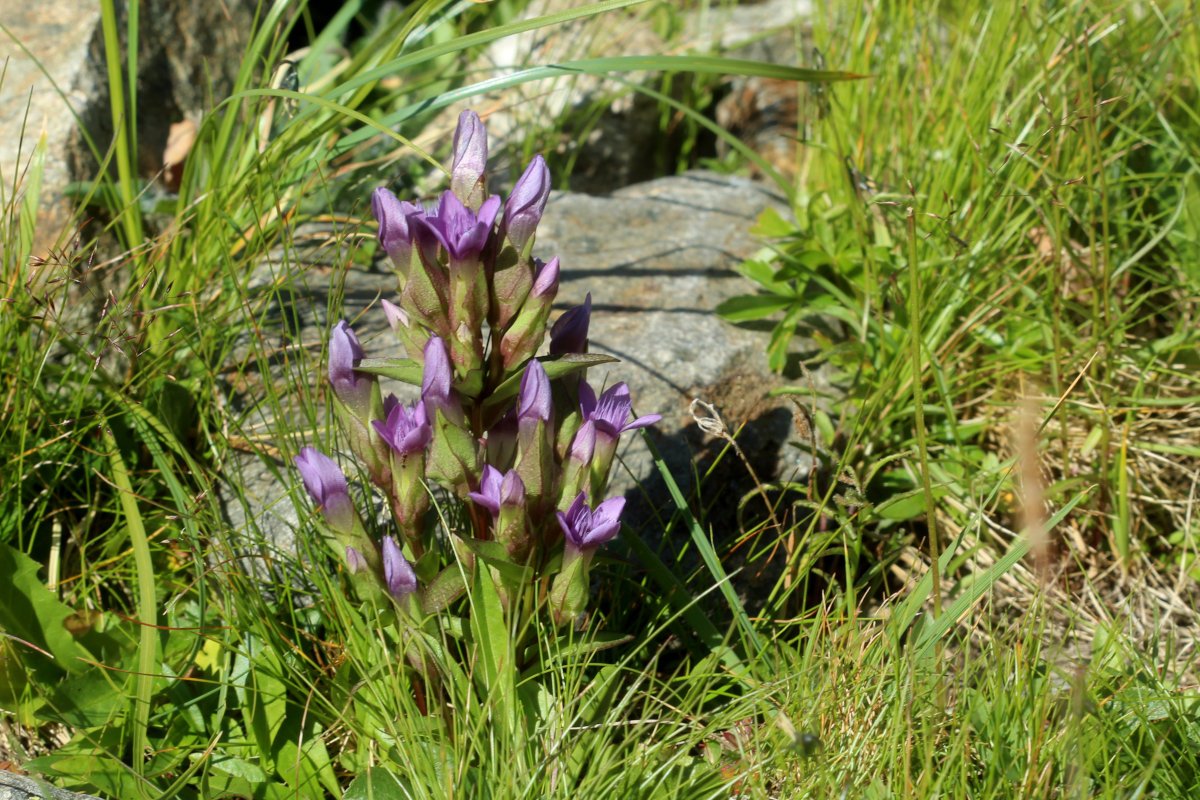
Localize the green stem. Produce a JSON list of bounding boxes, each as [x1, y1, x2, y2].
[[906, 208, 941, 620], [99, 0, 144, 251]]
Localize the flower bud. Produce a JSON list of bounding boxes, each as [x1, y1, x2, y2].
[[450, 109, 488, 211], [504, 155, 550, 257], [382, 535, 418, 602], [498, 257, 559, 371], [549, 293, 591, 356]]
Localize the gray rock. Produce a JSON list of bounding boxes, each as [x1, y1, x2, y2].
[[0, 771, 100, 800], [418, 0, 814, 194], [220, 172, 825, 562], [0, 0, 253, 256]]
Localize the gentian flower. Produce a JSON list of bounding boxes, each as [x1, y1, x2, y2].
[[580, 382, 661, 444], [549, 292, 591, 355], [504, 155, 550, 254], [418, 190, 501, 264], [468, 464, 526, 517], [372, 188, 424, 271], [328, 320, 373, 412], [294, 447, 356, 534], [531, 256, 560, 299], [421, 335, 458, 418], [372, 394, 432, 456], [517, 358, 552, 430], [382, 535, 418, 601], [497, 257, 560, 370], [557, 491, 625, 551], [450, 110, 488, 209]]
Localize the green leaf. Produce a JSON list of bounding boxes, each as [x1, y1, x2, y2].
[[911, 490, 1092, 658], [48, 668, 128, 729], [749, 206, 796, 239], [357, 357, 422, 384], [715, 294, 795, 322], [0, 543, 90, 678], [737, 259, 788, 293], [344, 768, 410, 800], [482, 353, 618, 413], [456, 539, 531, 584], [468, 563, 514, 731], [875, 485, 950, 521]]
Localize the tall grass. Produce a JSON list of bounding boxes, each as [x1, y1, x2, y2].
[[1, 0, 1198, 797]]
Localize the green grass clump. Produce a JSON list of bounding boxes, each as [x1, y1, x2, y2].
[[1, 0, 1198, 797]]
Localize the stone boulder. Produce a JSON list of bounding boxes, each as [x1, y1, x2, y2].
[[0, 771, 100, 800], [0, 0, 254, 256]]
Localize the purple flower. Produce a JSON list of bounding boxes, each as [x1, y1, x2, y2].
[[450, 110, 488, 203], [372, 188, 424, 265], [372, 395, 432, 456], [557, 492, 625, 550], [328, 321, 372, 407], [531, 256, 560, 300], [345, 546, 368, 574], [580, 382, 661, 443], [421, 335, 454, 413], [381, 299, 408, 331], [568, 419, 596, 466], [517, 359, 552, 426], [294, 447, 355, 532], [382, 535, 418, 601], [504, 155, 550, 252], [549, 292, 591, 355], [417, 190, 501, 263], [467, 465, 526, 517]]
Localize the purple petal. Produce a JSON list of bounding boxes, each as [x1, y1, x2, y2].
[[382, 535, 418, 600], [549, 292, 591, 355], [328, 321, 367, 396], [421, 336, 453, 407], [504, 155, 551, 249], [381, 299, 409, 332], [450, 110, 487, 190], [581, 496, 625, 547], [345, 546, 368, 574], [499, 470, 526, 507], [531, 256, 560, 300], [468, 464, 504, 515], [568, 419, 596, 465], [294, 447, 348, 507], [517, 359, 552, 424]]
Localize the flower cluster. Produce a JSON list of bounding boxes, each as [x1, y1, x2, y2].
[[294, 110, 659, 627]]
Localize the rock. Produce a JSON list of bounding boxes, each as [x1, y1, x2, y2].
[[220, 172, 827, 563], [0, 771, 100, 800], [0, 0, 254, 256], [416, 0, 815, 194]]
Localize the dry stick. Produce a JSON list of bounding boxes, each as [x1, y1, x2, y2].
[[689, 398, 786, 578]]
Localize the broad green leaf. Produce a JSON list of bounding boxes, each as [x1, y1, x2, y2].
[[344, 768, 410, 800], [455, 537, 532, 584], [874, 485, 950, 521], [0, 543, 90, 678], [715, 294, 795, 322], [468, 563, 513, 731], [749, 206, 796, 239], [357, 357, 422, 384]]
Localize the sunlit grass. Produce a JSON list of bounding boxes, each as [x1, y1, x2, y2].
[[1, 0, 1198, 797]]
